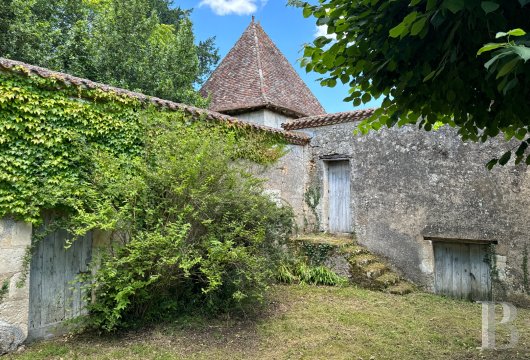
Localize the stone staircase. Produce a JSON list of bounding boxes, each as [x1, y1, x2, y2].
[[292, 234, 415, 295]]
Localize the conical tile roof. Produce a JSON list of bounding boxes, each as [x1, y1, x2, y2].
[[200, 19, 326, 118]]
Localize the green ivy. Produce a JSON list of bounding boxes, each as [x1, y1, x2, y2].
[[0, 71, 142, 223], [299, 241, 334, 266], [0, 70, 286, 224]]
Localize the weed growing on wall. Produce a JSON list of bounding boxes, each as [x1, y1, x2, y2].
[[0, 280, 8, 304], [304, 186, 321, 231]]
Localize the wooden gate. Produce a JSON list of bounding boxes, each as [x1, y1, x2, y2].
[[28, 228, 92, 339], [433, 241, 491, 300], [327, 160, 352, 233]]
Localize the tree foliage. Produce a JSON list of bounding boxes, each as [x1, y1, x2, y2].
[[0, 0, 219, 105], [297, 0, 530, 166], [75, 114, 294, 331]]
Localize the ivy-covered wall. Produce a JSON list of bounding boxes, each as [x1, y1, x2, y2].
[[0, 67, 291, 225], [0, 64, 297, 346]]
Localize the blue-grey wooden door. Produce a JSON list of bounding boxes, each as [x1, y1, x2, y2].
[[328, 160, 352, 233], [28, 228, 92, 340], [433, 242, 491, 300]]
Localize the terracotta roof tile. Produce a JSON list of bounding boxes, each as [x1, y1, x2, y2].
[[0, 57, 309, 145], [200, 19, 326, 118], [282, 109, 376, 130]]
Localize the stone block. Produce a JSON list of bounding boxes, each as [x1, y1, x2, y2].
[[8, 273, 29, 301], [11, 222, 31, 247], [0, 300, 29, 334], [0, 320, 25, 355], [0, 248, 27, 274], [0, 219, 14, 249]]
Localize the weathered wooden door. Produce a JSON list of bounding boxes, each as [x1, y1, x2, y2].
[[28, 229, 92, 340], [433, 242, 491, 300], [327, 160, 352, 233]]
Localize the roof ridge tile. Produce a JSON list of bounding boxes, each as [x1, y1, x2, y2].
[[282, 109, 376, 130], [0, 57, 310, 145]]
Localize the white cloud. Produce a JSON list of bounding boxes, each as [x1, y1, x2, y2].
[[199, 0, 267, 16], [315, 25, 336, 39]]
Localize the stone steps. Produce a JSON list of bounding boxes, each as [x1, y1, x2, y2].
[[291, 233, 415, 295]]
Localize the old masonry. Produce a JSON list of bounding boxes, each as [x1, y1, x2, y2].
[[1, 18, 530, 349], [200, 19, 530, 303]]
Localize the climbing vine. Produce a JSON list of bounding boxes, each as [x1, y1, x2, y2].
[[304, 186, 321, 232], [0, 69, 286, 225], [0, 68, 296, 329]]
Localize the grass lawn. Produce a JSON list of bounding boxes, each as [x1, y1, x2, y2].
[[8, 285, 530, 360]]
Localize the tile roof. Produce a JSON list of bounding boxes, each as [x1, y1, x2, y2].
[[200, 19, 326, 119], [282, 109, 376, 130], [0, 57, 310, 145]]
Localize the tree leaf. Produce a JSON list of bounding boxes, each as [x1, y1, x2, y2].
[[481, 1, 500, 14], [507, 28, 526, 37], [303, 6, 313, 18], [495, 32, 508, 38], [496, 57, 520, 78], [477, 43, 504, 55], [499, 151, 512, 165], [443, 0, 465, 13], [513, 45, 530, 61], [411, 17, 428, 36], [484, 52, 510, 70], [426, 0, 437, 10], [519, 0, 530, 6], [423, 70, 437, 82], [515, 141, 528, 156], [486, 158, 498, 170], [389, 23, 407, 38]]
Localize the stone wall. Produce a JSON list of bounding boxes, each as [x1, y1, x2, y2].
[[250, 144, 310, 232], [305, 122, 530, 294], [0, 219, 31, 353]]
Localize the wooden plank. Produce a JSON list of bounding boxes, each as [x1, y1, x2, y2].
[[328, 161, 351, 233], [460, 243, 471, 300], [433, 243, 443, 294], [79, 232, 92, 315], [469, 244, 482, 300], [440, 243, 452, 297], [479, 245, 492, 300], [29, 228, 44, 330], [40, 228, 53, 327], [65, 231, 78, 319], [52, 228, 66, 324]]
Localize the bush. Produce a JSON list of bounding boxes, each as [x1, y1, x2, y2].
[[72, 110, 293, 331], [277, 261, 347, 286]]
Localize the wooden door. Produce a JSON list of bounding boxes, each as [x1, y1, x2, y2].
[[28, 228, 92, 340], [433, 242, 491, 300], [327, 160, 352, 233]]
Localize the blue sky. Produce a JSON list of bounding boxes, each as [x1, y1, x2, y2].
[[176, 0, 382, 114]]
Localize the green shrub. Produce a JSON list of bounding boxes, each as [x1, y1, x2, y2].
[[277, 261, 346, 286], [71, 111, 293, 331]]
